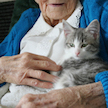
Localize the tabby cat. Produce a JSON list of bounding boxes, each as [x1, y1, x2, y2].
[[53, 19, 108, 90]]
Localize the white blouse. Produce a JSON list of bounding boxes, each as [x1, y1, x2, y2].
[[20, 1, 83, 63]]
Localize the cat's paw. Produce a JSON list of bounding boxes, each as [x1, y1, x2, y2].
[[53, 81, 66, 90]]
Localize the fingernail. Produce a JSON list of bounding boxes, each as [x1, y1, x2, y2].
[[57, 65, 62, 71]]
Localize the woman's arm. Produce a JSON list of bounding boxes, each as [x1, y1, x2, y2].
[[16, 82, 106, 108]]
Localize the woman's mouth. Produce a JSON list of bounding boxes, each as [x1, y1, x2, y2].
[[48, 3, 64, 7]]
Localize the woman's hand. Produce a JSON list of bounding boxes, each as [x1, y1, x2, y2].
[[16, 82, 106, 108], [0, 52, 61, 88]]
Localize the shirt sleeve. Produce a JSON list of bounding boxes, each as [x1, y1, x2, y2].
[[95, 71, 108, 108]]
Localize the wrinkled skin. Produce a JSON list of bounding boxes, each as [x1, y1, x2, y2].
[[16, 82, 106, 108], [0, 52, 61, 88], [35, 0, 78, 26]]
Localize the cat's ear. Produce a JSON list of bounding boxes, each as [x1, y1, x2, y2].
[[85, 19, 100, 39], [62, 20, 75, 37]]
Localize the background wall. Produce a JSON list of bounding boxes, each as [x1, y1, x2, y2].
[[0, 0, 15, 42]]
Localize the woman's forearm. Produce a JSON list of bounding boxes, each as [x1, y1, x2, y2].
[[69, 82, 106, 108], [16, 82, 106, 108]]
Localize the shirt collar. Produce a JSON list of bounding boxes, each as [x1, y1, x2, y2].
[[26, 0, 83, 36], [67, 0, 83, 28], [54, 0, 83, 30], [25, 13, 53, 37], [34, 13, 53, 35]]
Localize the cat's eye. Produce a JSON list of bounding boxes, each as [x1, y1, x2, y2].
[[70, 44, 75, 47], [81, 44, 88, 47]]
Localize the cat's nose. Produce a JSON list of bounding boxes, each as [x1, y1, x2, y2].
[[75, 51, 80, 56]]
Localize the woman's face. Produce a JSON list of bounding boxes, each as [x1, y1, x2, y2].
[[35, 0, 78, 20]]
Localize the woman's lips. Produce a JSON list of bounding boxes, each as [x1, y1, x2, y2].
[[48, 3, 64, 7]]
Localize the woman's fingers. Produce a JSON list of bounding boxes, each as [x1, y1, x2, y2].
[[28, 60, 61, 71], [20, 52, 56, 65], [27, 70, 58, 83], [19, 69, 58, 88], [18, 53, 61, 71], [21, 78, 53, 88], [30, 53, 56, 64]]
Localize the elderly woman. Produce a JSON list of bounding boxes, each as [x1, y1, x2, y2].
[[0, 0, 108, 107]]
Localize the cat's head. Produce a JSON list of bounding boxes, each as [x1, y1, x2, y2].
[[63, 19, 100, 59]]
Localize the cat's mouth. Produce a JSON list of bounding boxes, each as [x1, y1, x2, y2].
[[75, 56, 80, 59]]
